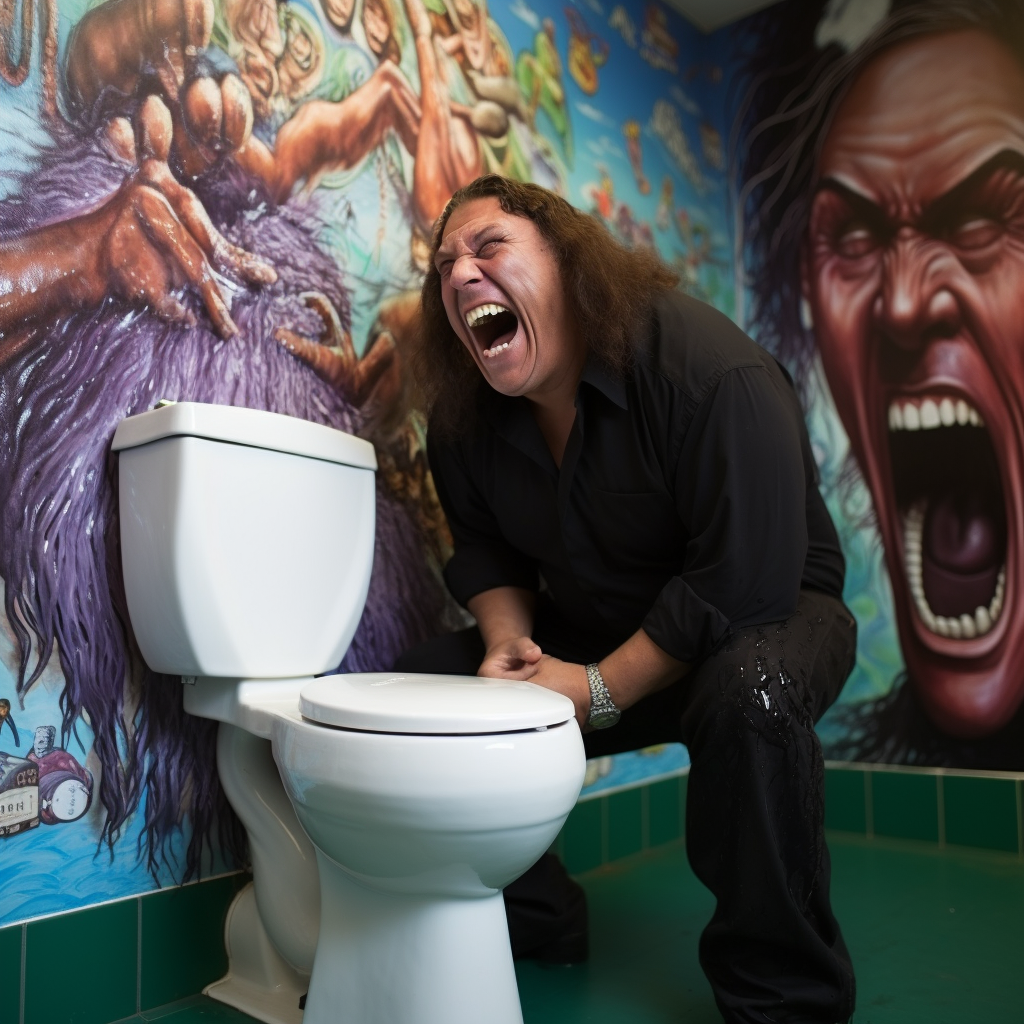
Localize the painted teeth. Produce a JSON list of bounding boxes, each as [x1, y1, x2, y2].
[[466, 303, 510, 328], [481, 341, 511, 358], [888, 397, 983, 431], [903, 499, 1005, 639]]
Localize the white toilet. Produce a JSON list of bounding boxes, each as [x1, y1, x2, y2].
[[112, 402, 586, 1024]]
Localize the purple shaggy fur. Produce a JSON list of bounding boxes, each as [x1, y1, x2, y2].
[[0, 132, 447, 879]]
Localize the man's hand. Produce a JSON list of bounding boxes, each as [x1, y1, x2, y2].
[[525, 655, 591, 727], [478, 637, 543, 681]]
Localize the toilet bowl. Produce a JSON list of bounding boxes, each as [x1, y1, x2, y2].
[[112, 403, 586, 1024]]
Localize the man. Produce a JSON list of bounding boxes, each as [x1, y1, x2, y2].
[[398, 174, 858, 1024], [735, 0, 1024, 768]]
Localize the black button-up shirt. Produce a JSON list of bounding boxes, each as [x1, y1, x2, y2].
[[428, 291, 845, 665]]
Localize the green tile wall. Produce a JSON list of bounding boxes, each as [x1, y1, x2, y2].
[[824, 767, 867, 834], [607, 788, 643, 862], [647, 776, 684, 847], [943, 776, 1019, 853], [141, 874, 244, 1010], [870, 770, 940, 843], [561, 797, 604, 874], [3, 872, 246, 1024], [819, 765, 1024, 856], [558, 765, 1022, 882], [0, 924, 22, 1024], [25, 898, 137, 1024]]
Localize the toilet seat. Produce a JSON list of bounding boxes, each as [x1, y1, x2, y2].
[[298, 672, 575, 735]]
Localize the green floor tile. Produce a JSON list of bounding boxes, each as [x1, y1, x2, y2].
[[562, 798, 604, 874], [647, 776, 682, 847], [25, 898, 137, 1024], [132, 832, 1024, 1024], [943, 775, 1020, 854], [607, 788, 642, 862], [0, 924, 22, 1024], [825, 767, 867, 834], [871, 771, 939, 843], [141, 875, 245, 1010], [140, 993, 261, 1021], [518, 835, 1024, 1024]]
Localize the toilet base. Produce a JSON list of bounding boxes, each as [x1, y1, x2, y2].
[[304, 850, 524, 1024], [204, 882, 309, 1024]]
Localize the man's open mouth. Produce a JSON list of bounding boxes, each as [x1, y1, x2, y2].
[[466, 303, 519, 358], [889, 396, 1007, 640]]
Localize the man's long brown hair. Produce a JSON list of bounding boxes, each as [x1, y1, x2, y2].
[[418, 175, 678, 437]]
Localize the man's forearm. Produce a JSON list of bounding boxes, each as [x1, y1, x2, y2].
[[597, 629, 689, 712], [467, 586, 536, 650]]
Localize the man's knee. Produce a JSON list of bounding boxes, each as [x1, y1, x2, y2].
[[681, 623, 817, 753]]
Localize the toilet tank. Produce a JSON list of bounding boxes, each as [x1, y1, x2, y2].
[[112, 403, 377, 679]]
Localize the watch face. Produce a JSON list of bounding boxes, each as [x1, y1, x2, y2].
[[588, 708, 621, 730]]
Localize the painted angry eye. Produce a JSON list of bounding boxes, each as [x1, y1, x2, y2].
[[834, 222, 880, 260], [948, 216, 1003, 251]]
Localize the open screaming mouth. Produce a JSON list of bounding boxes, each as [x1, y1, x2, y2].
[[466, 303, 519, 358], [889, 396, 1007, 640]]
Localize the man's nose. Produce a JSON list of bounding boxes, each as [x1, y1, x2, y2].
[[449, 253, 483, 289], [873, 228, 961, 352]]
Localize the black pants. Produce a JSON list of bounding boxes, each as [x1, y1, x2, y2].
[[395, 589, 857, 1024]]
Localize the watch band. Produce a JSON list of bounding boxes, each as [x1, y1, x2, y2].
[[585, 663, 621, 729]]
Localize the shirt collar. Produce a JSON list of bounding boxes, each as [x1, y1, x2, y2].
[[479, 354, 628, 426], [579, 355, 628, 410]]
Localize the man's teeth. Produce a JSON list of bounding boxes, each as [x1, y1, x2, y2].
[[482, 341, 511, 358], [466, 303, 510, 328], [903, 499, 1005, 639], [888, 396, 983, 431]]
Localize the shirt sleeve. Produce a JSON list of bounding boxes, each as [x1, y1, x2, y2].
[[641, 364, 808, 663], [427, 432, 539, 606]]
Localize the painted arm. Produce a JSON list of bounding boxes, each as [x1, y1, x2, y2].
[[0, 100, 274, 348], [401, 0, 482, 231]]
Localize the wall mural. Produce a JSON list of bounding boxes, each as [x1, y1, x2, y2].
[[0, 0, 730, 924], [731, 0, 1024, 771]]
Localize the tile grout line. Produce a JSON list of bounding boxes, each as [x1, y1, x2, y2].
[[19, 922, 26, 1024], [640, 784, 650, 852], [600, 795, 609, 866], [936, 774, 946, 848], [864, 770, 874, 839], [680, 775, 687, 839], [137, 896, 143, 1015], [1017, 779, 1024, 859]]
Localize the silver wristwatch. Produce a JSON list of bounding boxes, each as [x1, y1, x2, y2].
[[585, 663, 621, 729]]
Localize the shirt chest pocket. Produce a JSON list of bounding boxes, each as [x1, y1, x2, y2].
[[585, 488, 686, 571]]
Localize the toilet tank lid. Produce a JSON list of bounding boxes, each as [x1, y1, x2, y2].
[[299, 673, 576, 734], [111, 402, 377, 471]]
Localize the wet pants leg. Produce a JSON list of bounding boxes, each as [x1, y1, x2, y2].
[[677, 590, 857, 1024]]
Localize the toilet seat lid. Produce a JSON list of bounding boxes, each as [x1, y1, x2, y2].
[[299, 673, 576, 734]]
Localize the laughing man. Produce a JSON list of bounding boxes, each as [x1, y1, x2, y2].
[[398, 175, 858, 1024]]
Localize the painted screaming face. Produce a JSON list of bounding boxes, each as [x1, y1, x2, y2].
[[804, 30, 1024, 737], [435, 197, 582, 401]]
